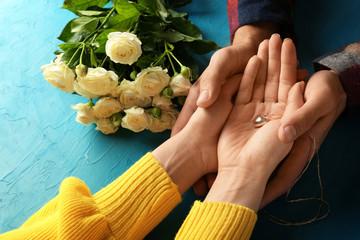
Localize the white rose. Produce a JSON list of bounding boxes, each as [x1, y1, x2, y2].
[[147, 108, 179, 133], [40, 56, 75, 93], [121, 106, 150, 132], [152, 95, 173, 110], [96, 118, 119, 135], [74, 67, 118, 99], [105, 32, 142, 65], [117, 80, 151, 108], [135, 67, 170, 97], [93, 97, 123, 118], [170, 74, 191, 97], [71, 103, 97, 126]]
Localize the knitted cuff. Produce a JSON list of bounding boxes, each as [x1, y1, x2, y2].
[[175, 201, 257, 240], [94, 152, 182, 239]]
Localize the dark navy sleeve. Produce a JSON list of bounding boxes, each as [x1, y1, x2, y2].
[[313, 42, 360, 108], [227, 0, 293, 41]]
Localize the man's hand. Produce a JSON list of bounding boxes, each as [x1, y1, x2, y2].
[[260, 70, 347, 208]]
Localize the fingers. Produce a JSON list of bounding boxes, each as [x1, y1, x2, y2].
[[171, 83, 199, 137], [278, 38, 298, 103], [206, 173, 217, 189], [219, 73, 242, 102], [278, 95, 329, 143], [193, 177, 209, 196], [235, 56, 260, 105], [297, 69, 308, 81], [282, 81, 305, 118], [197, 70, 222, 108], [264, 34, 282, 102], [196, 47, 240, 108], [252, 40, 269, 101], [193, 173, 217, 196]]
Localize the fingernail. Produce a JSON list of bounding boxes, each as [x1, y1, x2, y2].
[[300, 81, 305, 93], [197, 90, 209, 105], [272, 33, 280, 38], [284, 125, 297, 142]]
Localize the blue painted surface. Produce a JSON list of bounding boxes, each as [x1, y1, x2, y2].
[[0, 0, 359, 239]]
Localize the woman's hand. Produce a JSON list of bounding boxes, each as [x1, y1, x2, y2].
[[205, 35, 304, 211], [152, 74, 242, 194]]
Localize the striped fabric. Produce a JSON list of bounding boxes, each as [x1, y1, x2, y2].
[[227, 0, 293, 42], [314, 42, 360, 108]]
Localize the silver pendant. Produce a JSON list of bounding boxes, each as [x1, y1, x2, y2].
[[254, 115, 267, 128]]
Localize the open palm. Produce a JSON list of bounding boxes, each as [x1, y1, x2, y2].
[[218, 35, 300, 174]]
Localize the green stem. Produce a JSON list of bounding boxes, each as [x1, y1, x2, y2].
[[67, 46, 82, 67], [152, 51, 167, 66], [130, 21, 139, 34], [79, 44, 86, 65], [100, 56, 108, 67], [66, 8, 115, 68], [164, 42, 176, 74], [83, 7, 115, 43], [168, 51, 183, 67]]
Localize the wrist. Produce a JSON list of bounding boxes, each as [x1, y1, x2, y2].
[[152, 131, 205, 195], [205, 169, 267, 212], [233, 22, 279, 48]]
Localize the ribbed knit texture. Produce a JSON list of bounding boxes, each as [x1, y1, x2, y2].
[[1, 153, 259, 239], [93, 152, 182, 239], [0, 153, 182, 240], [175, 201, 257, 240]]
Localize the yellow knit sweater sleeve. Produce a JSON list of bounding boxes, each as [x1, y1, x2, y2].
[[1, 152, 258, 240], [175, 201, 257, 240], [0, 153, 182, 240]]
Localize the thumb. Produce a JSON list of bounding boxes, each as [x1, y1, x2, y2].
[[279, 87, 327, 143], [196, 68, 222, 108]]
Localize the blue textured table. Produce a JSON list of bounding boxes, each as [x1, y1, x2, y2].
[[1, 0, 360, 239]]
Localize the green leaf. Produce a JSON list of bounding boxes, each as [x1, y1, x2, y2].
[[90, 48, 99, 67], [168, 0, 192, 8], [62, 0, 109, 13], [137, 18, 162, 34], [94, 29, 117, 53], [77, 10, 108, 16], [156, 0, 168, 19], [61, 47, 81, 69], [168, 9, 188, 18], [58, 19, 87, 42], [140, 36, 158, 52], [186, 39, 221, 54], [54, 50, 64, 55], [166, 42, 174, 51], [169, 17, 202, 39], [108, 14, 138, 32], [80, 47, 92, 66], [136, 53, 161, 69], [115, 0, 140, 18], [58, 42, 81, 51], [152, 29, 184, 43], [71, 17, 99, 34], [137, 0, 158, 14]]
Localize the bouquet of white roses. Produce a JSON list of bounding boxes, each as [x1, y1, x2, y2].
[[41, 0, 219, 134]]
